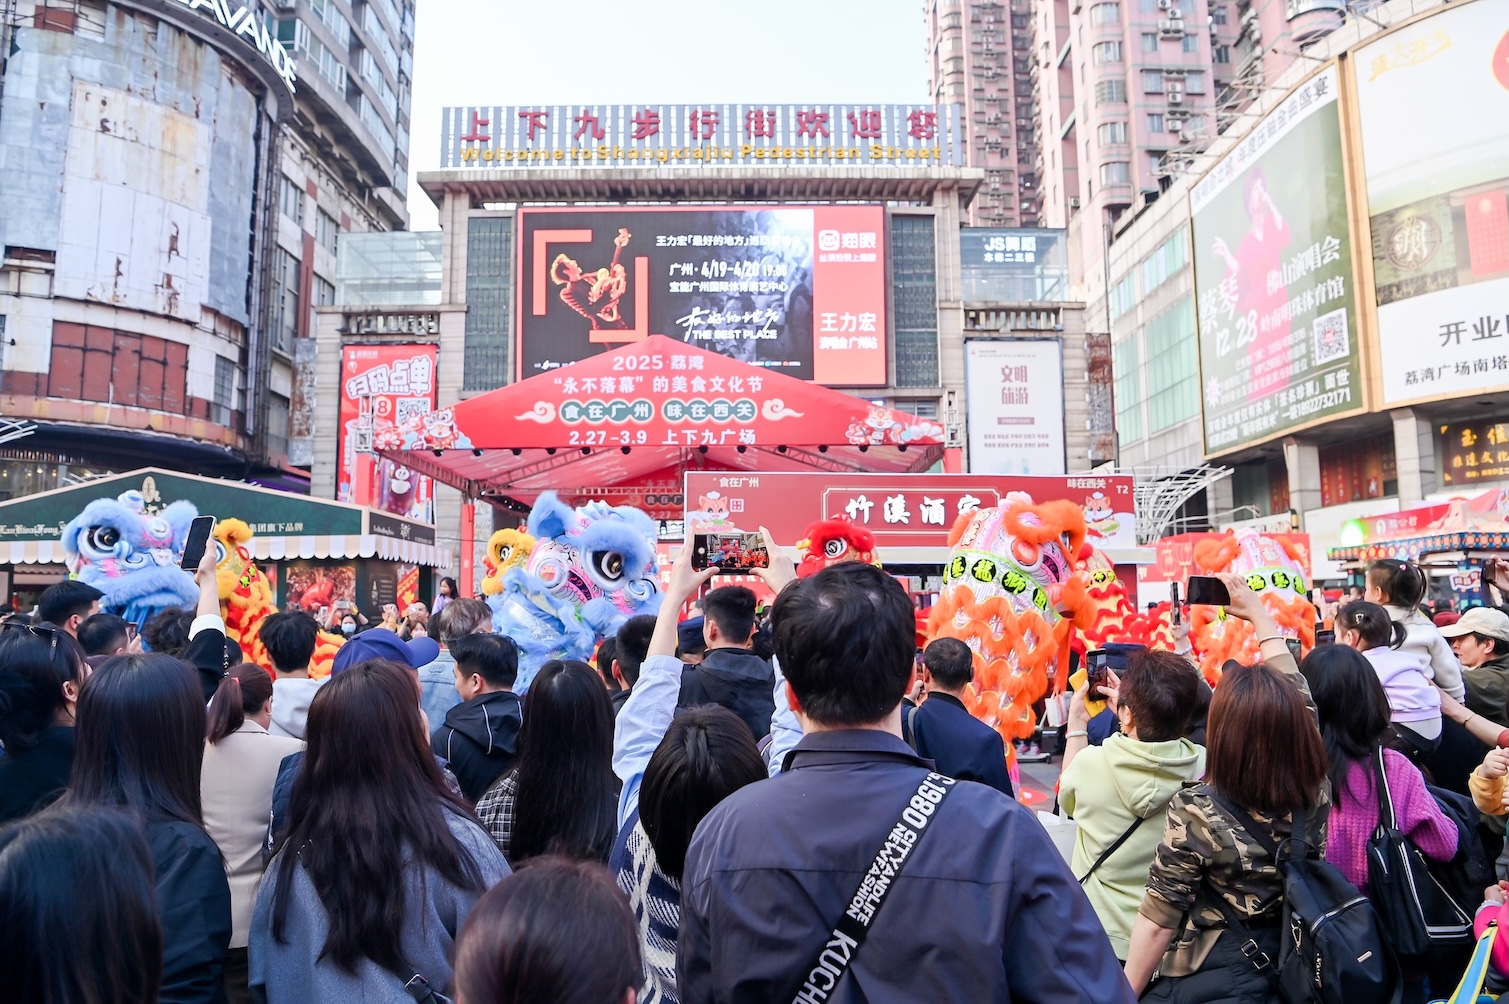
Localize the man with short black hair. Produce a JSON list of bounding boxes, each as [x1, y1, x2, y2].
[[77, 612, 131, 658], [37, 581, 103, 638], [431, 633, 523, 802], [260, 611, 324, 740], [613, 613, 656, 692], [418, 597, 493, 726], [677, 586, 774, 740], [904, 637, 1013, 796], [678, 562, 1128, 1003]]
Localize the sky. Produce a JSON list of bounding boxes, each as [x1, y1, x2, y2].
[[404, 0, 932, 230]]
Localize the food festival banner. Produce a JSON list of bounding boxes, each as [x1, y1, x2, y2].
[[1191, 65, 1363, 454], [1353, 0, 1509, 406], [440, 104, 965, 169], [337, 344, 437, 523], [964, 339, 1066, 475], [683, 472, 1136, 550], [516, 205, 887, 386]]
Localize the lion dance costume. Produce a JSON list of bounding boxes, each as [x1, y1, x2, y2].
[[1187, 529, 1315, 684], [927, 494, 1095, 747], [487, 492, 661, 690], [794, 517, 879, 578], [214, 519, 342, 679], [62, 490, 199, 629], [480, 528, 536, 596]]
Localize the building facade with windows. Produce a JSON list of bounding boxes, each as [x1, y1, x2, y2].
[[0, 0, 413, 499]]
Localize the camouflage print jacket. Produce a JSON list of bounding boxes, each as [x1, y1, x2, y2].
[[1136, 649, 1331, 979]]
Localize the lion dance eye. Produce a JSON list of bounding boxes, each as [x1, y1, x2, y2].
[[87, 526, 119, 550], [497, 545, 513, 563], [593, 551, 625, 582], [1011, 539, 1041, 566], [823, 539, 848, 559]]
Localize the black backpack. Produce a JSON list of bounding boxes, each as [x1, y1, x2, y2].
[[1210, 794, 1401, 1004]]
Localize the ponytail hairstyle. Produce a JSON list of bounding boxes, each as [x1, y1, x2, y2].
[[1367, 558, 1429, 611], [1338, 600, 1406, 651], [206, 663, 274, 744]]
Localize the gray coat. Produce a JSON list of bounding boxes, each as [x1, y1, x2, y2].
[[248, 806, 509, 1003]]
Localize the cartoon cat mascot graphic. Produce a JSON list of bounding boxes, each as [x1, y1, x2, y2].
[[487, 492, 661, 690], [214, 519, 343, 678], [62, 490, 199, 629]]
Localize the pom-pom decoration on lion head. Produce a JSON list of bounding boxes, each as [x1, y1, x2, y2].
[[62, 490, 200, 628], [479, 528, 536, 597], [795, 516, 879, 579], [1187, 529, 1316, 684], [926, 493, 1095, 746], [214, 519, 343, 678], [487, 492, 661, 690]]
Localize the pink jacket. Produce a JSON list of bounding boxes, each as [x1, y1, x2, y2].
[[1323, 748, 1458, 891], [1476, 901, 1508, 977]]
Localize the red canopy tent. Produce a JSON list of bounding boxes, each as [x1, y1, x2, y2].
[[380, 335, 947, 588]]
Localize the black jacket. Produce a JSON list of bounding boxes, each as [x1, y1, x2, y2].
[[678, 648, 775, 740], [148, 819, 232, 1004], [186, 626, 241, 704], [906, 691, 1013, 797], [678, 730, 1131, 1003], [431, 690, 523, 803], [0, 725, 75, 824]]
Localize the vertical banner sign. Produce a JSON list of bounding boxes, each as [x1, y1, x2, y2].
[[1353, 0, 1509, 406], [337, 345, 438, 523], [515, 206, 888, 386], [964, 340, 1066, 475], [1191, 65, 1362, 454]]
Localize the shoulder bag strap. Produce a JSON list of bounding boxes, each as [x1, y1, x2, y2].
[[1077, 814, 1149, 884], [1372, 745, 1398, 831], [901, 704, 918, 749], [787, 771, 958, 1004]]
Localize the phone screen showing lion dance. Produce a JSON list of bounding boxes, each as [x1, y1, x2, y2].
[[693, 532, 770, 573]]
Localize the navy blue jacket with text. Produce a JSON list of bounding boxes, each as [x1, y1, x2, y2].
[[677, 730, 1133, 1004]]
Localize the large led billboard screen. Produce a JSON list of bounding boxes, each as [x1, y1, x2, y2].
[[515, 205, 888, 386]]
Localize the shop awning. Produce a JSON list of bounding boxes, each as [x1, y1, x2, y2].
[[380, 335, 946, 498], [1325, 488, 1509, 566], [0, 468, 451, 568]]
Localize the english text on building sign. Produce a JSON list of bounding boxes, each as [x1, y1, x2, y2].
[[439, 105, 965, 169], [172, 0, 297, 92]]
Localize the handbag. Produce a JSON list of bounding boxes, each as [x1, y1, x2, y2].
[[404, 974, 453, 1004], [1365, 746, 1474, 958]]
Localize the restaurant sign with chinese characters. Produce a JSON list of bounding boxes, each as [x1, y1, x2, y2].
[[1440, 418, 1509, 486], [684, 473, 1136, 550], [438, 104, 965, 169]]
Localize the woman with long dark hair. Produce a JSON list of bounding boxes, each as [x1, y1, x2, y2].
[[249, 659, 508, 1001], [0, 622, 89, 823], [476, 660, 619, 864], [201, 663, 303, 1003], [64, 653, 232, 1004], [454, 856, 641, 1004], [0, 803, 163, 1004], [1126, 573, 1333, 1003]]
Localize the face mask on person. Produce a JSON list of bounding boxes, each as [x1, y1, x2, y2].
[[342, 623, 356, 635]]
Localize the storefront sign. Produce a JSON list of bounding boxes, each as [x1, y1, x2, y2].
[[1191, 65, 1363, 454], [683, 472, 1136, 550], [172, 0, 297, 92], [338, 345, 437, 523], [440, 104, 964, 169], [964, 340, 1066, 475], [515, 205, 887, 386], [1440, 418, 1509, 486]]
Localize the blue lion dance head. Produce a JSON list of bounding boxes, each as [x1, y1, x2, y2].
[[61, 490, 200, 630], [487, 491, 661, 691]]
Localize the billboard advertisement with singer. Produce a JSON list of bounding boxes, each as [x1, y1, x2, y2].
[[337, 344, 437, 523], [516, 205, 888, 386], [1353, 0, 1509, 406], [1191, 64, 1363, 455]]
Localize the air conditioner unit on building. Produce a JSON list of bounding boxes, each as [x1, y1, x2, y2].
[[1159, 19, 1184, 34], [1068, 196, 1082, 208], [1170, 7, 1184, 17], [1168, 118, 1183, 131], [1167, 88, 1184, 103], [1158, 0, 1173, 9]]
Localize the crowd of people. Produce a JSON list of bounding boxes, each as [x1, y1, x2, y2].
[[8, 536, 1509, 1002]]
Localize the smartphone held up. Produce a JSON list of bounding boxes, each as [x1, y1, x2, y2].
[[691, 532, 770, 574], [1184, 575, 1231, 607], [179, 515, 217, 571]]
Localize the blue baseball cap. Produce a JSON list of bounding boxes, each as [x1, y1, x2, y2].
[[331, 629, 440, 675], [677, 616, 706, 655]]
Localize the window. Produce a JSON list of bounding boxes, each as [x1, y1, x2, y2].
[[1186, 114, 1207, 132], [278, 20, 346, 91], [1185, 71, 1207, 93], [269, 247, 300, 352], [211, 355, 235, 427], [1149, 151, 1165, 175], [1141, 69, 1166, 92], [278, 175, 303, 225], [1138, 0, 1159, 11], [358, 94, 396, 158], [1089, 2, 1120, 24], [893, 399, 940, 420], [1113, 334, 1143, 445], [1141, 31, 1158, 51], [1211, 5, 1228, 23], [266, 393, 290, 457], [1214, 44, 1230, 63], [1182, 33, 1199, 52], [363, 5, 400, 77], [307, 0, 350, 47], [465, 217, 513, 391], [1140, 229, 1188, 292], [1110, 272, 1138, 320], [1100, 161, 1131, 185], [1144, 297, 1200, 432], [1095, 78, 1127, 104], [1092, 40, 1123, 63], [315, 209, 338, 255], [891, 215, 939, 388], [314, 275, 335, 306], [358, 48, 400, 121], [1147, 112, 1165, 132], [1098, 121, 1129, 144]]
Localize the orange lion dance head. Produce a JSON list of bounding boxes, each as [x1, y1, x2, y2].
[[1188, 529, 1316, 684]]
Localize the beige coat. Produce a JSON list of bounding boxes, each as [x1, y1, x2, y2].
[[201, 722, 304, 948]]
